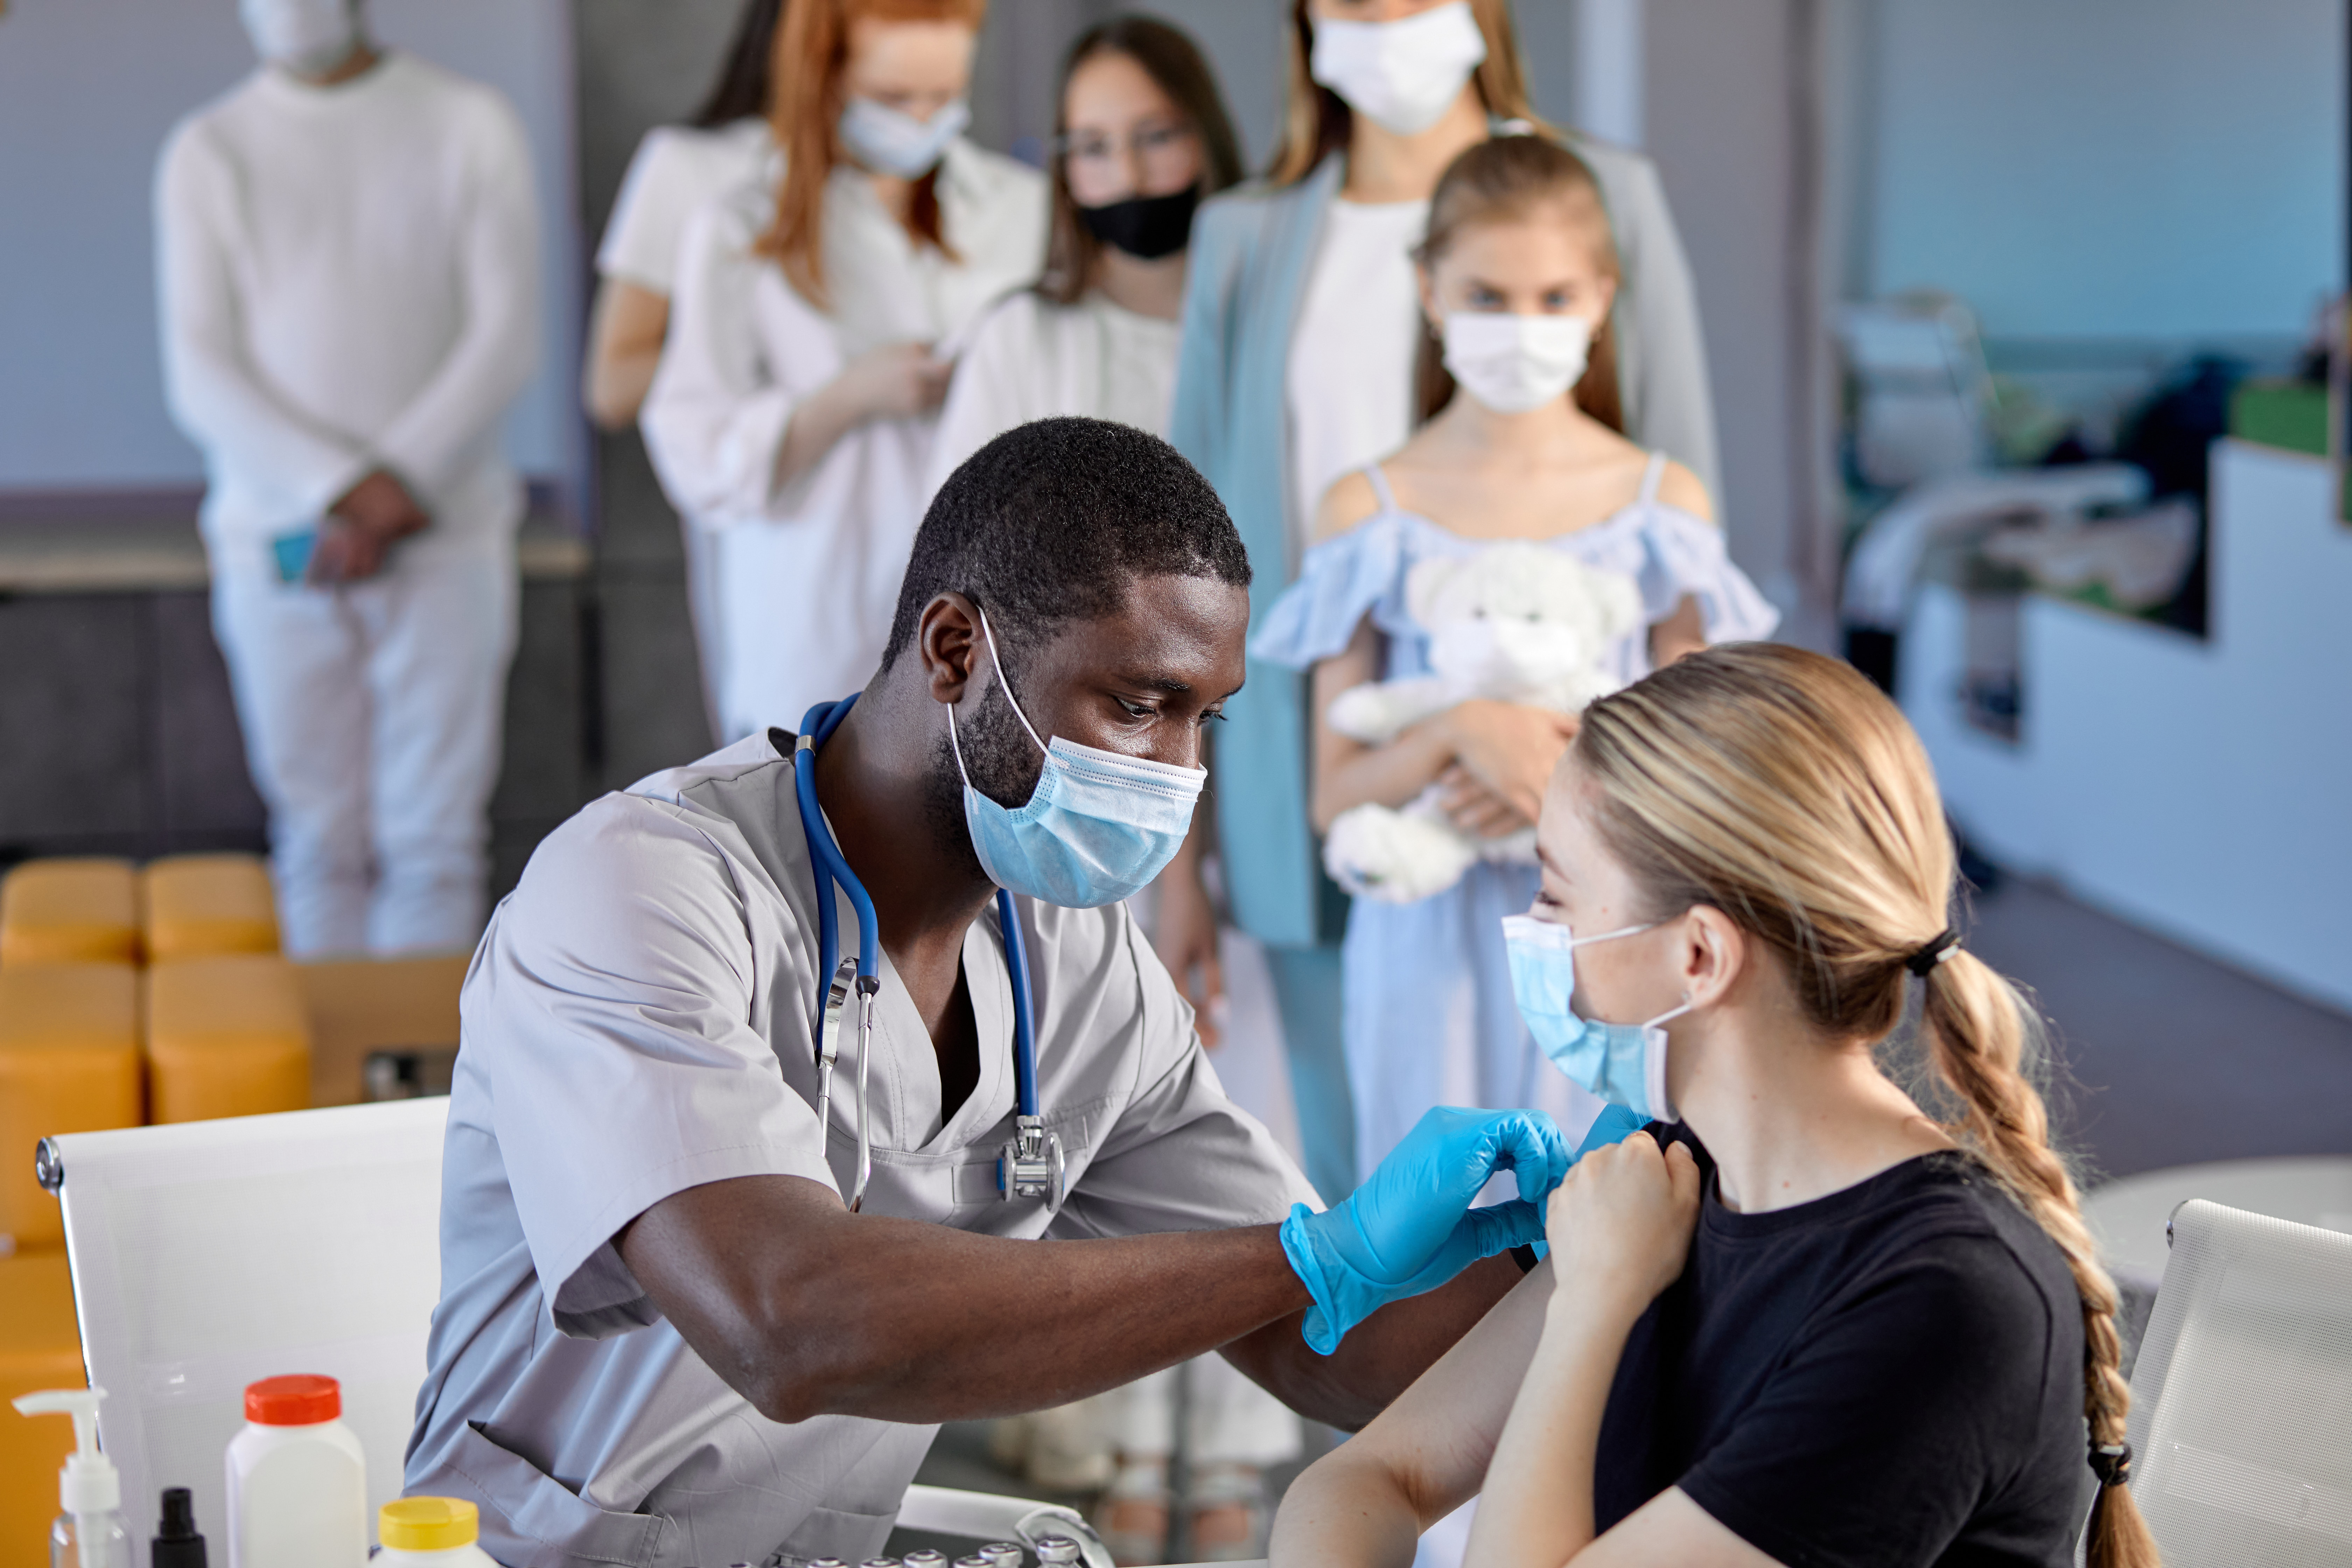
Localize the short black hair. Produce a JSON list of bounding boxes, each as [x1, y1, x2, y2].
[[883, 416, 1251, 670]]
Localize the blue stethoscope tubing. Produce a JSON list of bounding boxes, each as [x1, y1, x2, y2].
[[796, 696, 1046, 1212]]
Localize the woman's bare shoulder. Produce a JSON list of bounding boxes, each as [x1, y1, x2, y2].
[[1656, 458, 1715, 524], [1314, 469, 1385, 543]]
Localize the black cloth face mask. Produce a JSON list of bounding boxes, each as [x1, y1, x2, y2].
[[1076, 183, 1200, 261]]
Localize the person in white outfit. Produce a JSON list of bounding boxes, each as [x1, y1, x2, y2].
[[155, 0, 541, 957], [641, 0, 1047, 744], [926, 21, 1297, 1554], [585, 0, 779, 739]]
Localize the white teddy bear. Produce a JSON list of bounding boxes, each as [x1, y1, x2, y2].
[[1323, 541, 1645, 904]]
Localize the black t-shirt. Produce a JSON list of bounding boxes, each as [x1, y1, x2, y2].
[[1593, 1128, 2088, 1567]]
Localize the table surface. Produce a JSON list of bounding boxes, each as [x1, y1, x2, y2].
[[0, 489, 589, 592]]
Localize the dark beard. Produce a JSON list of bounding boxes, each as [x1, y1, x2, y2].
[[920, 677, 1046, 879]]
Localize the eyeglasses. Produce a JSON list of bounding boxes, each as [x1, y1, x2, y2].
[[1055, 121, 1196, 177]]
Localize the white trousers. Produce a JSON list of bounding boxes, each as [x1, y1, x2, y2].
[[211, 539, 518, 957]]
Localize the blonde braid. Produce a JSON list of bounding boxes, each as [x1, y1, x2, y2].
[[1920, 953, 2159, 1568]]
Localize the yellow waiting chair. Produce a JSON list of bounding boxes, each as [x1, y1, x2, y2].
[[142, 854, 279, 961], [0, 962, 141, 1252], [0, 859, 139, 967], [145, 954, 312, 1124]]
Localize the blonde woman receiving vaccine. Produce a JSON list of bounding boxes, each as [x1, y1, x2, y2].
[[643, 0, 1046, 741], [1271, 644, 2162, 1568], [1253, 134, 1775, 1201]]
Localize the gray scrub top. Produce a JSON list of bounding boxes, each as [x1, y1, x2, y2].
[[404, 733, 1318, 1568]]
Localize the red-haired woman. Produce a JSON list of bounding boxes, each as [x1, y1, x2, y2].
[[642, 0, 1046, 742]]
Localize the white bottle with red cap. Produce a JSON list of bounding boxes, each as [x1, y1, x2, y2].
[[224, 1374, 367, 1568]]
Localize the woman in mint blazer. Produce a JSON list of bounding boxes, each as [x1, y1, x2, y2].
[[1167, 0, 1720, 1204]]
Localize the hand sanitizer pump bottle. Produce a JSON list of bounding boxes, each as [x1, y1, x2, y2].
[[10, 1387, 132, 1568]]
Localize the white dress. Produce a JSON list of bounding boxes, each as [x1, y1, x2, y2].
[[923, 288, 1180, 500], [642, 142, 1048, 741]]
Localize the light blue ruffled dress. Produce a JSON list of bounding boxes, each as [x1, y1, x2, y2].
[[1251, 455, 1781, 1180]]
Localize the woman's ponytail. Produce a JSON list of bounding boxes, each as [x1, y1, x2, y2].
[[1920, 952, 2161, 1568]]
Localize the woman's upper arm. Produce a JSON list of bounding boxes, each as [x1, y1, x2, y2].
[[1328, 1259, 1561, 1527], [1577, 1489, 1783, 1568]]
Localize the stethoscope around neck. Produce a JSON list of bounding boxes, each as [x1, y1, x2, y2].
[[793, 694, 1064, 1214]]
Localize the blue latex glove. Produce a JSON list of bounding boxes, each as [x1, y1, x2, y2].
[[1524, 1103, 1652, 1264], [1279, 1107, 1569, 1354]]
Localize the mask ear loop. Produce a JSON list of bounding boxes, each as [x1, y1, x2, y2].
[[974, 604, 1049, 756]]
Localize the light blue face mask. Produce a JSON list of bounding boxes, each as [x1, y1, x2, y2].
[[837, 95, 971, 180], [947, 607, 1207, 908], [1502, 912, 1693, 1124]]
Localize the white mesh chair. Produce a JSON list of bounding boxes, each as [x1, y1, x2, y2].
[[2119, 1199, 2352, 1564], [39, 1099, 1238, 1568], [43, 1099, 453, 1559]]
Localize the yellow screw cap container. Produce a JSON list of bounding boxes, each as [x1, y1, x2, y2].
[[0, 963, 141, 1250], [143, 854, 280, 960], [380, 1497, 487, 1554], [145, 954, 312, 1123], [0, 860, 139, 966]]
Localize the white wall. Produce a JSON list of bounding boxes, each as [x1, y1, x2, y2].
[[1861, 0, 2343, 340], [0, 0, 582, 492]]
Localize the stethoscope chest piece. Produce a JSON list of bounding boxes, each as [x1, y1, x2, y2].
[[797, 694, 1064, 1216], [999, 1114, 1065, 1208]]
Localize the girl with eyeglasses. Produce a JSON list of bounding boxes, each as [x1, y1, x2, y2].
[[642, 0, 1047, 743]]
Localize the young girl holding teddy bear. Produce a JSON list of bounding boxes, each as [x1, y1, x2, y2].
[[1253, 131, 1779, 1194]]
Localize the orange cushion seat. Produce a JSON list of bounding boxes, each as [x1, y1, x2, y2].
[[0, 859, 139, 966], [145, 954, 313, 1124], [143, 854, 280, 960], [0, 964, 141, 1252]]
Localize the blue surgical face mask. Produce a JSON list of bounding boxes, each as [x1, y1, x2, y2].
[[1503, 912, 1693, 1124], [837, 96, 971, 180], [947, 607, 1207, 908]]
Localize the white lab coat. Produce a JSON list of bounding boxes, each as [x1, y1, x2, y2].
[[596, 119, 774, 738], [642, 144, 1048, 741], [923, 287, 1181, 501], [404, 735, 1318, 1567], [154, 52, 540, 954]]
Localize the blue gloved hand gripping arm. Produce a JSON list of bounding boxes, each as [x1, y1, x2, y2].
[[1280, 1107, 1569, 1355]]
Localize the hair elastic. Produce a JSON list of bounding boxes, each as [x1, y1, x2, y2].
[[1905, 930, 1962, 977], [2088, 1442, 2132, 1487]]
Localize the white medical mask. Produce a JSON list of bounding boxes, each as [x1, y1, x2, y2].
[[240, 0, 360, 75], [1443, 313, 1592, 414], [947, 607, 1208, 908], [838, 96, 971, 180], [1502, 913, 1690, 1123], [1310, 1, 1489, 137]]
